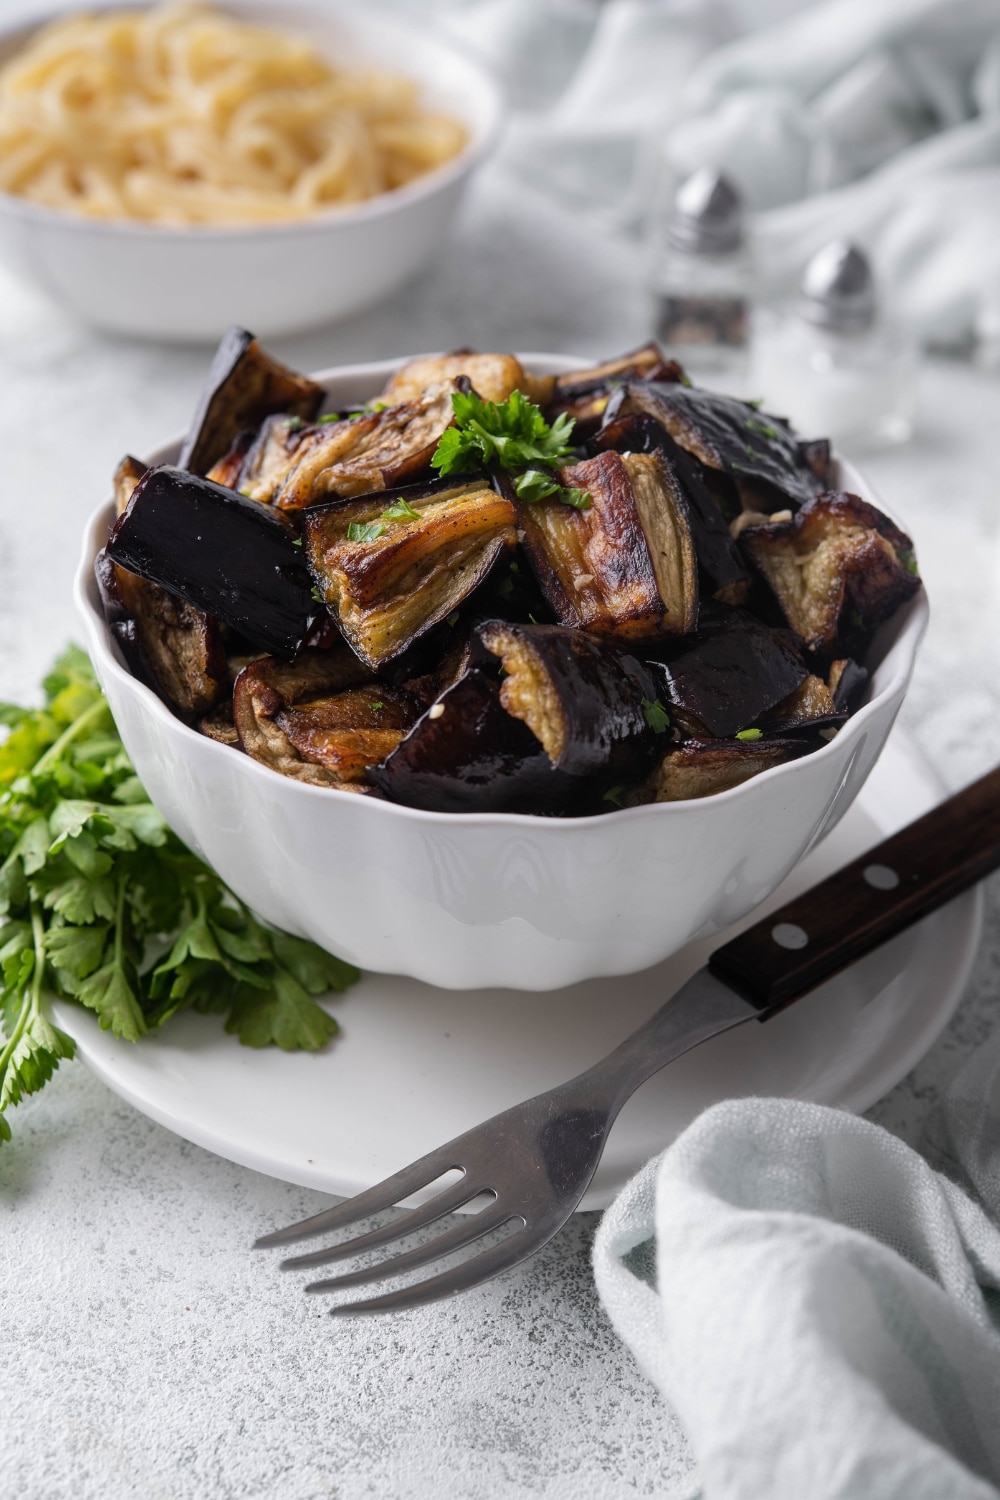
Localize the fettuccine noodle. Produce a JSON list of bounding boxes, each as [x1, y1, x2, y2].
[[0, 3, 468, 225]]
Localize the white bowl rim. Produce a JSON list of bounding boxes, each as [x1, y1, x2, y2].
[[0, 0, 505, 241], [76, 351, 929, 833]]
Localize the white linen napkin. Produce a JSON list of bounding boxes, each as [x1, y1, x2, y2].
[[593, 1032, 1000, 1500], [403, 0, 1000, 350]]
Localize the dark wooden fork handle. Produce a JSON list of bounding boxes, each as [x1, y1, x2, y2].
[[709, 764, 1000, 1018]]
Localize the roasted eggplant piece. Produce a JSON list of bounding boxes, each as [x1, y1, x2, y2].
[[379, 351, 553, 408], [274, 383, 457, 510], [755, 674, 845, 736], [605, 382, 817, 509], [547, 343, 685, 438], [595, 412, 751, 605], [224, 412, 331, 505], [828, 657, 869, 713], [516, 449, 698, 642], [651, 605, 808, 739], [740, 491, 921, 650], [633, 736, 806, 803], [106, 465, 316, 659], [475, 621, 666, 785], [370, 667, 574, 814], [178, 326, 324, 478], [798, 438, 835, 489], [113, 454, 148, 516], [303, 476, 517, 670], [95, 549, 227, 721], [198, 700, 241, 747], [233, 650, 416, 788]]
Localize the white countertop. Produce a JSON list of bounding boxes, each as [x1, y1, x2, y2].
[[2, 166, 1000, 1500]]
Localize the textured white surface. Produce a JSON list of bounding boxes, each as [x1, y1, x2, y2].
[[1, 140, 1000, 1500]]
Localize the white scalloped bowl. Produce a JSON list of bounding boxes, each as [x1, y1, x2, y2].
[[75, 353, 928, 989], [0, 2, 503, 341]]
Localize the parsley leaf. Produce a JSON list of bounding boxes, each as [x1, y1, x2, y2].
[[346, 521, 388, 543], [380, 497, 421, 522], [735, 728, 762, 741], [432, 390, 577, 477], [642, 699, 671, 734], [0, 648, 361, 1146], [515, 469, 591, 510]]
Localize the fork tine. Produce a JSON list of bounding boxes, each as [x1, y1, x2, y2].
[[326, 1225, 553, 1317], [279, 1179, 494, 1270], [253, 1146, 465, 1249], [304, 1205, 517, 1294]]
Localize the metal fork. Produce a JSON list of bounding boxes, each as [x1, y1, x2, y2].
[[255, 765, 1000, 1315]]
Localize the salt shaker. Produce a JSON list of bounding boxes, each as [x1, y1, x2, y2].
[[651, 167, 753, 385], [753, 241, 915, 448]]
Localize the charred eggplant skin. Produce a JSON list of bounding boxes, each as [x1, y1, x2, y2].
[[178, 325, 324, 478], [302, 474, 517, 670], [604, 381, 817, 508], [649, 604, 808, 739], [106, 465, 316, 659], [474, 620, 666, 785], [370, 667, 575, 814], [595, 412, 751, 605], [637, 736, 807, 803]]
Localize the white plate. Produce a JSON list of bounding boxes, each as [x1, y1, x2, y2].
[[54, 734, 981, 1211]]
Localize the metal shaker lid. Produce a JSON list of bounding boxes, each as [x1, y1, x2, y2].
[[668, 168, 744, 254], [800, 241, 876, 331]]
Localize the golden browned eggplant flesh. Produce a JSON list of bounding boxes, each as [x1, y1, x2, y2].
[[99, 325, 923, 811]]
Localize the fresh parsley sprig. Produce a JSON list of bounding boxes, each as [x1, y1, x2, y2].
[[431, 390, 590, 510], [0, 648, 359, 1145]]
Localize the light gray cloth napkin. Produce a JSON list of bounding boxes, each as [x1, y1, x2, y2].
[[405, 0, 1000, 352], [593, 1033, 1000, 1499]]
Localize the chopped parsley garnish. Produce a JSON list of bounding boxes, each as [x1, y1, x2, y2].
[[380, 497, 421, 522], [432, 389, 576, 477], [899, 548, 919, 576], [603, 786, 625, 807], [746, 417, 779, 440], [309, 585, 324, 604], [346, 521, 388, 544], [641, 698, 670, 734], [318, 412, 341, 424], [446, 610, 460, 628], [369, 701, 384, 711], [291, 536, 302, 548], [735, 728, 762, 741], [285, 416, 304, 431], [515, 469, 591, 510], [746, 397, 764, 409]]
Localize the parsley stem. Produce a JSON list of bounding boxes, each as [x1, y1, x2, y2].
[[0, 903, 44, 1084], [29, 902, 45, 1022], [32, 698, 109, 778]]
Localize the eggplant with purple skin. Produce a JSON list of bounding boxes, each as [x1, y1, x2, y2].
[[632, 736, 808, 803], [106, 465, 316, 659], [740, 491, 921, 651], [754, 674, 845, 736], [604, 381, 818, 510], [178, 326, 324, 478], [370, 666, 568, 814], [595, 411, 751, 605], [273, 382, 457, 511], [233, 649, 418, 788], [828, 657, 869, 713], [545, 342, 686, 439], [373, 622, 668, 813], [302, 475, 517, 670], [516, 449, 699, 642], [650, 604, 808, 739], [95, 549, 227, 721]]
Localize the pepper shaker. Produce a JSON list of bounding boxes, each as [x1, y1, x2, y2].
[[753, 241, 916, 448], [650, 167, 753, 384]]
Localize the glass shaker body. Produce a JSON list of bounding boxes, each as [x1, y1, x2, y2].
[[753, 311, 916, 450], [653, 243, 754, 387]]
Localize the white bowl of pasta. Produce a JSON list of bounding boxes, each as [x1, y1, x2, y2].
[[0, 1, 503, 341]]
